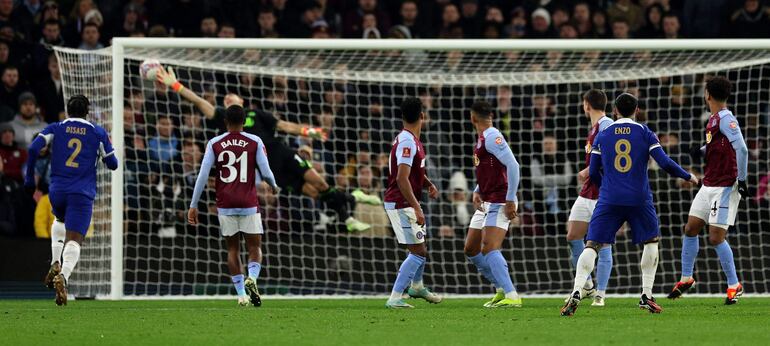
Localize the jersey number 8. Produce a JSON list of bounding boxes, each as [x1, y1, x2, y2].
[[218, 150, 248, 183], [614, 139, 632, 173]]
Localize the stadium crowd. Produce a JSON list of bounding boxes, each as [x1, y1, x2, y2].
[[1, 0, 770, 238]]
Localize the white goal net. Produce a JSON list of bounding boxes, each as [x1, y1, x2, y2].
[[55, 39, 770, 298]]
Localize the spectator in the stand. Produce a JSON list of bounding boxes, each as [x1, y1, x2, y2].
[[257, 8, 279, 38], [459, 0, 480, 38], [0, 0, 11, 28], [343, 0, 390, 39], [31, 19, 63, 75], [199, 16, 217, 37], [435, 171, 474, 238], [147, 24, 168, 37], [607, 0, 643, 31], [37, 1, 63, 29], [0, 154, 20, 235], [148, 115, 179, 165], [573, 2, 592, 37], [114, 4, 147, 38], [289, 2, 322, 38], [0, 66, 23, 118], [662, 12, 681, 39], [559, 23, 579, 39], [730, 0, 770, 38], [34, 54, 63, 123], [362, 13, 380, 39], [0, 122, 26, 182], [311, 19, 331, 39], [0, 40, 9, 71], [551, 6, 570, 29], [218, 22, 236, 38], [352, 164, 388, 237], [683, 0, 729, 38], [637, 4, 664, 38], [505, 6, 527, 38], [527, 8, 556, 39], [438, 3, 461, 38], [530, 135, 573, 233], [398, 0, 425, 38], [78, 22, 102, 50], [10, 92, 46, 148], [611, 19, 631, 39], [34, 185, 54, 238], [591, 9, 611, 38], [11, 0, 40, 40], [64, 0, 95, 46]]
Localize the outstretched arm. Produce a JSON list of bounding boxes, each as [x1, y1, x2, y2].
[[276, 120, 328, 141], [650, 147, 695, 181], [157, 67, 216, 119]]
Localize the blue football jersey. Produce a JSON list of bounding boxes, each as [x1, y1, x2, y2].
[[38, 118, 115, 199], [590, 118, 661, 206]]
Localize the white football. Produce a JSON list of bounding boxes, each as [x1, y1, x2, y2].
[[139, 59, 162, 80]]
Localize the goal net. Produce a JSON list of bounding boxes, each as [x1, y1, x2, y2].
[[54, 39, 770, 298]]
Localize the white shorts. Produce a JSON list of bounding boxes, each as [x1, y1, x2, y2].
[[568, 196, 598, 223], [689, 184, 741, 230], [385, 207, 426, 244], [218, 213, 264, 237], [468, 202, 511, 231]]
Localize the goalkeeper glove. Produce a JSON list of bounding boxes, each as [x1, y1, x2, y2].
[[738, 180, 748, 200], [301, 127, 328, 141], [156, 66, 185, 93]]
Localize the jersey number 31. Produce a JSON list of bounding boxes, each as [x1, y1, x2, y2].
[[218, 150, 248, 183]]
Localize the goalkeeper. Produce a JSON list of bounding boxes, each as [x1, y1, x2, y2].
[[157, 67, 374, 233]]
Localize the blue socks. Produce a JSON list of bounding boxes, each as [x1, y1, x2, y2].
[[569, 240, 593, 283], [231, 274, 246, 296], [412, 260, 425, 286], [596, 246, 613, 291], [391, 254, 426, 296], [248, 262, 261, 281], [715, 241, 739, 286], [485, 250, 516, 294], [681, 235, 699, 278], [469, 253, 498, 287]]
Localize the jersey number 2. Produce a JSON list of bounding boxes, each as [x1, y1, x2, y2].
[[614, 139, 632, 173], [66, 138, 82, 168], [218, 151, 248, 183]]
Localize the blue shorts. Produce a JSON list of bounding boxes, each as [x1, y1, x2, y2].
[[48, 191, 94, 236], [587, 201, 660, 245]]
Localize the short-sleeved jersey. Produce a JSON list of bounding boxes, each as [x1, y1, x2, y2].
[[474, 127, 509, 203], [591, 118, 661, 206], [203, 132, 269, 212], [579, 116, 613, 200], [215, 107, 294, 163], [384, 129, 426, 209], [704, 109, 741, 187], [38, 118, 114, 199]]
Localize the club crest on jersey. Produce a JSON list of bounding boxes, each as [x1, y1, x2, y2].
[[706, 132, 712, 144], [473, 154, 480, 167], [416, 231, 424, 240], [495, 137, 503, 145], [402, 147, 411, 158], [585, 142, 591, 154]]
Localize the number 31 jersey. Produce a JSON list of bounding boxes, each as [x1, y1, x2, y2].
[[591, 118, 661, 206]]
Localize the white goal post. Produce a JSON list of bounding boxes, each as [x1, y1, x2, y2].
[[53, 38, 770, 300]]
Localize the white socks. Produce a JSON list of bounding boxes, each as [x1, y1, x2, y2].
[[505, 291, 519, 300], [389, 290, 403, 301], [641, 242, 659, 297], [411, 280, 424, 290], [50, 221, 66, 265], [61, 241, 81, 281], [572, 249, 598, 295]]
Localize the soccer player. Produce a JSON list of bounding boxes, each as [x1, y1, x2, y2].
[[463, 100, 522, 308], [383, 97, 441, 309], [566, 89, 615, 306], [188, 105, 278, 307], [668, 76, 749, 305], [561, 93, 698, 316], [24, 95, 119, 306], [156, 67, 373, 233]]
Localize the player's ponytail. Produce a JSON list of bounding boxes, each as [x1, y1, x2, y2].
[[67, 95, 90, 118]]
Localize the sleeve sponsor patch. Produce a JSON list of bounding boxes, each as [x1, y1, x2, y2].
[[495, 137, 503, 145], [402, 147, 411, 158], [729, 121, 738, 129]]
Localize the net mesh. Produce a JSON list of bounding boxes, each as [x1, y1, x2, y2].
[[54, 44, 770, 297]]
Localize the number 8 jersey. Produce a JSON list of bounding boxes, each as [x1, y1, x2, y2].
[[190, 131, 276, 215]]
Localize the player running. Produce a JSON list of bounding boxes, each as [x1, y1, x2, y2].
[[156, 67, 373, 233], [25, 95, 119, 306], [668, 76, 749, 305], [188, 105, 278, 307], [384, 97, 441, 309], [561, 93, 698, 317], [566, 89, 614, 307], [463, 101, 522, 308]]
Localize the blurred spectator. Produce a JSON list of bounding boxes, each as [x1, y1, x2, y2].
[[730, 0, 770, 38], [530, 135, 573, 215], [343, 0, 390, 39], [114, 3, 147, 38], [398, 0, 425, 38], [637, 4, 664, 38], [0, 66, 23, 117], [573, 2, 592, 37], [218, 22, 236, 38], [289, 2, 322, 38], [612, 19, 631, 38], [438, 3, 461, 38], [434, 171, 473, 237], [147, 24, 168, 38], [607, 0, 643, 31], [459, 0, 480, 38], [11, 0, 41, 40], [31, 19, 63, 76], [0, 122, 26, 182], [352, 164, 388, 237], [34, 189, 54, 238], [591, 9, 611, 38], [257, 8, 279, 38], [662, 12, 681, 39], [505, 6, 527, 38], [0, 153, 21, 235], [361, 13, 380, 39], [527, 8, 556, 38], [683, 0, 729, 38], [78, 22, 103, 50], [559, 23, 579, 39], [199, 16, 217, 37], [10, 92, 46, 148], [64, 0, 95, 46], [148, 115, 180, 164], [311, 19, 331, 39], [551, 6, 571, 29]]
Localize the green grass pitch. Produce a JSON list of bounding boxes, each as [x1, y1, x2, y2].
[[2, 298, 769, 345]]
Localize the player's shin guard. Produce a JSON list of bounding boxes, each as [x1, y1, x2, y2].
[[60, 241, 81, 281], [247, 262, 261, 281], [572, 248, 597, 295], [596, 246, 613, 292], [641, 242, 659, 298], [569, 240, 593, 284], [485, 250, 516, 296], [50, 221, 65, 265], [714, 241, 739, 287], [680, 235, 699, 281], [468, 253, 499, 288], [390, 254, 425, 301]]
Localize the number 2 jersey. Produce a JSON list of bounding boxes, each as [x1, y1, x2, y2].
[[190, 131, 276, 215]]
